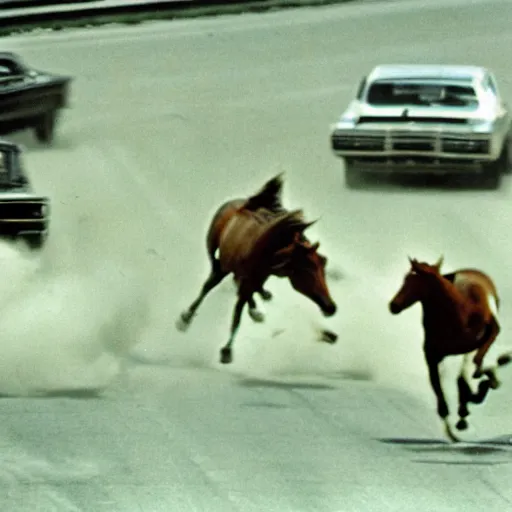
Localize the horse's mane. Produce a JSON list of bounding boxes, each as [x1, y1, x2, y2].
[[243, 173, 285, 214], [417, 265, 486, 335], [411, 260, 469, 316], [249, 208, 307, 263], [442, 272, 456, 283], [436, 275, 468, 308]]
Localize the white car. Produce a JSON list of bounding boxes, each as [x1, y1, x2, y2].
[[330, 64, 512, 189]]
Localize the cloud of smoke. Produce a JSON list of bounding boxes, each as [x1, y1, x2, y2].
[[0, 239, 149, 396]]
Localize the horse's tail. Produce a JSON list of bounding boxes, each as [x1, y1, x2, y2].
[[244, 173, 285, 213]]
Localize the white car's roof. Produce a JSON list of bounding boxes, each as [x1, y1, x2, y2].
[[367, 64, 488, 83]]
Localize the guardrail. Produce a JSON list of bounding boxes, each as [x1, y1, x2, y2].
[[0, 0, 97, 8], [0, 0, 354, 36]]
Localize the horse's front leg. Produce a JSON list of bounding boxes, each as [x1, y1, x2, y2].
[[249, 283, 272, 323], [456, 374, 471, 431], [220, 295, 248, 364], [426, 351, 459, 442], [456, 352, 476, 430]]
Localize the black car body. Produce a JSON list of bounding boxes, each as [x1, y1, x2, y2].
[[0, 52, 72, 144], [0, 140, 49, 248]]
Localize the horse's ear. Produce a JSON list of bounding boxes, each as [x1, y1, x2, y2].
[[297, 219, 318, 233], [310, 242, 320, 252], [434, 255, 444, 271], [408, 257, 421, 273]]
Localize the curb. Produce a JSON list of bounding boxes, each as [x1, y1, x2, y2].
[[0, 0, 356, 37], [0, 0, 96, 8]]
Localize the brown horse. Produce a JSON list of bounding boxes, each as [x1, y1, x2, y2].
[[389, 257, 511, 441], [176, 174, 337, 364]]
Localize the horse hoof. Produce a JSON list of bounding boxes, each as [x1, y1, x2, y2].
[[220, 348, 232, 364], [481, 369, 500, 389], [472, 369, 482, 379], [260, 290, 272, 301], [249, 309, 265, 323], [498, 353, 512, 366], [319, 329, 338, 344], [456, 418, 468, 431], [443, 421, 460, 443], [176, 313, 191, 332], [489, 378, 500, 390]]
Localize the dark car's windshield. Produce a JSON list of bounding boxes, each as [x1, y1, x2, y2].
[[366, 81, 479, 108]]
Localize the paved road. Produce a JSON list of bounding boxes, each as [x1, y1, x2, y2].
[[1, 0, 512, 509]]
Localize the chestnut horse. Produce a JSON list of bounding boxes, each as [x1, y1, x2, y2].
[[389, 257, 511, 442], [176, 174, 337, 364]]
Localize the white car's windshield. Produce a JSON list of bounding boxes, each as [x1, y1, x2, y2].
[[366, 81, 479, 108]]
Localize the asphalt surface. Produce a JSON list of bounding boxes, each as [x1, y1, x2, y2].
[[0, 0, 512, 509]]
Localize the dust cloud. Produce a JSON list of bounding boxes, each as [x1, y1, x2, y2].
[[0, 239, 149, 396]]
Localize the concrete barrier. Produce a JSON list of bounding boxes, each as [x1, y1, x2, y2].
[[0, 0, 355, 36]]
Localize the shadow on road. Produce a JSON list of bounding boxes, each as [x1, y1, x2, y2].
[[0, 388, 105, 399], [236, 377, 337, 391], [347, 171, 510, 193], [377, 436, 512, 463]]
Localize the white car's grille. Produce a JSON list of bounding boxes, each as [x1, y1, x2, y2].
[[441, 137, 490, 154], [391, 133, 435, 151], [331, 133, 385, 151], [331, 131, 490, 155]]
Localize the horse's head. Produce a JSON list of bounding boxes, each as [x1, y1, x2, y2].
[[272, 234, 337, 317], [389, 256, 443, 314]]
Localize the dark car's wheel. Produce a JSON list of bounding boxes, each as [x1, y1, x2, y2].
[[34, 111, 56, 144]]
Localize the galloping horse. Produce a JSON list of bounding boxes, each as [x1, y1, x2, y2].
[[389, 257, 511, 441], [176, 174, 337, 364]]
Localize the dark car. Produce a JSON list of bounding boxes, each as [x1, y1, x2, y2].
[[0, 140, 50, 249], [0, 51, 72, 144]]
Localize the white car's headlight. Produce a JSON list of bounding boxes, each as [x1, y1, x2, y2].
[[467, 119, 493, 132]]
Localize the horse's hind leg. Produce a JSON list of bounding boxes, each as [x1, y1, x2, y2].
[[456, 352, 494, 430], [473, 317, 500, 378], [497, 351, 512, 366], [457, 376, 492, 428], [177, 259, 227, 331], [220, 294, 248, 364], [258, 287, 272, 301], [455, 377, 492, 430]]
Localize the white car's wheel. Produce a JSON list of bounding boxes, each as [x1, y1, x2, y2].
[[344, 161, 363, 189], [505, 138, 512, 174], [482, 159, 503, 189]]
